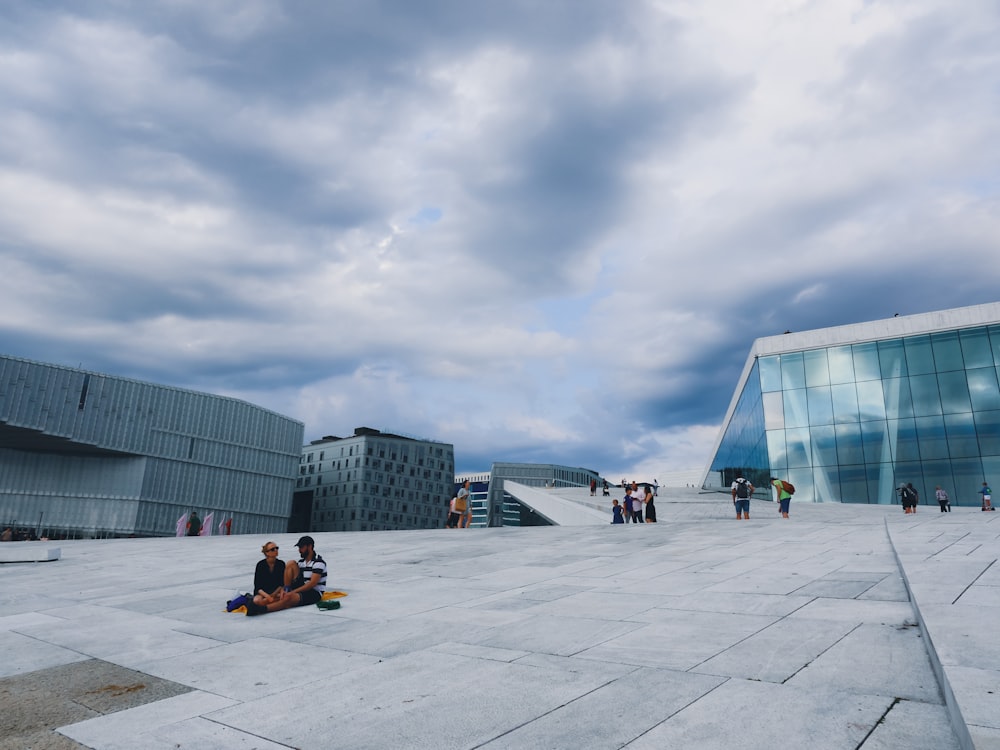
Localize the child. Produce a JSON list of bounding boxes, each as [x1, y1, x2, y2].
[[611, 499, 625, 524]]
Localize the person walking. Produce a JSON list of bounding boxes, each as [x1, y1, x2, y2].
[[185, 511, 202, 536], [643, 486, 656, 523], [935, 486, 951, 513], [771, 478, 793, 518]]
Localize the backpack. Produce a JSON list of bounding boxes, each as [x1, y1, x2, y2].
[[900, 486, 914, 502], [735, 479, 750, 498], [777, 480, 795, 495]]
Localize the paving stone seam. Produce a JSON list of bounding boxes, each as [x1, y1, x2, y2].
[[884, 518, 976, 750], [951, 558, 996, 605]]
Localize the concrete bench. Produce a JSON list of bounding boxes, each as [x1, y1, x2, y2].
[[0, 544, 61, 563]]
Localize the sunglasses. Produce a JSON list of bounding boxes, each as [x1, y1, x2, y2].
[[266, 546, 279, 552]]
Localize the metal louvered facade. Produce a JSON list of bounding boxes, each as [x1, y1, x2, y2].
[[0, 354, 304, 538]]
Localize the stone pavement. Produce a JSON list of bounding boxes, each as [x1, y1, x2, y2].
[[0, 488, 997, 750]]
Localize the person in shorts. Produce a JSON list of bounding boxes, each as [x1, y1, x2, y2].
[[246, 536, 326, 615], [731, 476, 754, 520]]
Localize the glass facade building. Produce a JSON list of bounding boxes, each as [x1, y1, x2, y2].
[[0, 354, 304, 538], [702, 303, 1000, 507]]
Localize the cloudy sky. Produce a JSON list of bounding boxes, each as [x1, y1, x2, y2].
[[2, 1, 999, 481]]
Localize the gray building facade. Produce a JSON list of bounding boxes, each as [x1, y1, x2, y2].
[[0, 355, 304, 538], [702, 303, 1000, 507], [297, 427, 455, 531]]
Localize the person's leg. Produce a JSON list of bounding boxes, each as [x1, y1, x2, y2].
[[284, 560, 300, 588]]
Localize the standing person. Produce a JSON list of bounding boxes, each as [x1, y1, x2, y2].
[[643, 486, 657, 523], [771, 477, 792, 518], [935, 486, 951, 513], [446, 495, 460, 529], [631, 482, 643, 523], [980, 482, 994, 511], [1, 526, 12, 542], [653, 479, 659, 497], [251, 541, 286, 607], [731, 476, 754, 520], [623, 488, 636, 523], [900, 483, 919, 513], [602, 480, 610, 497], [246, 536, 326, 615], [456, 480, 472, 528], [185, 512, 202, 537], [590, 478, 597, 496], [611, 499, 625, 524]]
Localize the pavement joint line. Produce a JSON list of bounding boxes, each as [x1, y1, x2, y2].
[[951, 557, 997, 605]]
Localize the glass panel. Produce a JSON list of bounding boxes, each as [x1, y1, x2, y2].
[[763, 391, 785, 430], [857, 380, 886, 422], [904, 335, 935, 375], [759, 355, 782, 392], [785, 427, 811, 468], [990, 325, 1000, 366], [945, 412, 981, 458], [952, 456, 986, 507], [968, 368, 1000, 412], [783, 389, 809, 429], [780, 352, 805, 390], [786, 467, 814, 503], [838, 463, 869, 503], [831, 383, 860, 423], [815, 465, 841, 502], [861, 421, 892, 464], [882, 377, 913, 419], [879, 339, 908, 378], [804, 349, 830, 387], [915, 415, 949, 460], [922, 459, 956, 508], [828, 345, 856, 384], [909, 374, 942, 416], [937, 371, 972, 414], [888, 418, 920, 462], [975, 410, 1000, 456], [835, 423, 864, 465], [807, 386, 833, 426], [930, 330, 963, 372], [866, 463, 895, 505], [852, 342, 882, 382], [766, 430, 787, 471], [811, 425, 837, 467], [960, 327, 993, 369]]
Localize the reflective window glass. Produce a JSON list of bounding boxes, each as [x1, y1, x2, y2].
[[945, 413, 980, 458], [857, 380, 886, 422], [878, 339, 908, 378], [915, 416, 949, 460], [831, 383, 860, 423], [909, 374, 942, 416], [968, 368, 1000, 412], [930, 331, 963, 372], [763, 391, 785, 429], [811, 425, 837, 466], [861, 421, 891, 464], [786, 467, 814, 503], [837, 464, 869, 503], [937, 371, 972, 414], [835, 423, 864, 465], [828, 346, 856, 384], [766, 430, 787, 471], [814, 466, 841, 502], [866, 463, 894, 505], [804, 349, 830, 387], [990, 326, 1000, 366], [780, 352, 806, 389], [960, 327, 993, 369], [759, 356, 782, 392], [975, 410, 1000, 456], [952, 456, 987, 506], [882, 377, 913, 419], [888, 418, 920, 462], [922, 459, 956, 504], [852, 342, 882, 382], [904, 336, 935, 375], [785, 427, 811, 468], [807, 386, 833, 426], [783, 388, 809, 428]]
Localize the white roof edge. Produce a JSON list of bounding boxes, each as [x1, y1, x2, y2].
[[753, 301, 1000, 357]]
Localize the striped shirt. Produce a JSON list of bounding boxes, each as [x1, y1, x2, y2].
[[299, 553, 327, 593]]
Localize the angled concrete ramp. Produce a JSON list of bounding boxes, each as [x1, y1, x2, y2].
[[503, 481, 609, 525]]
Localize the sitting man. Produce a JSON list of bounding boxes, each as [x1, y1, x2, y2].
[[246, 536, 326, 615]]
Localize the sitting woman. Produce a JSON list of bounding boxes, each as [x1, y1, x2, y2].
[[252, 542, 286, 606]]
